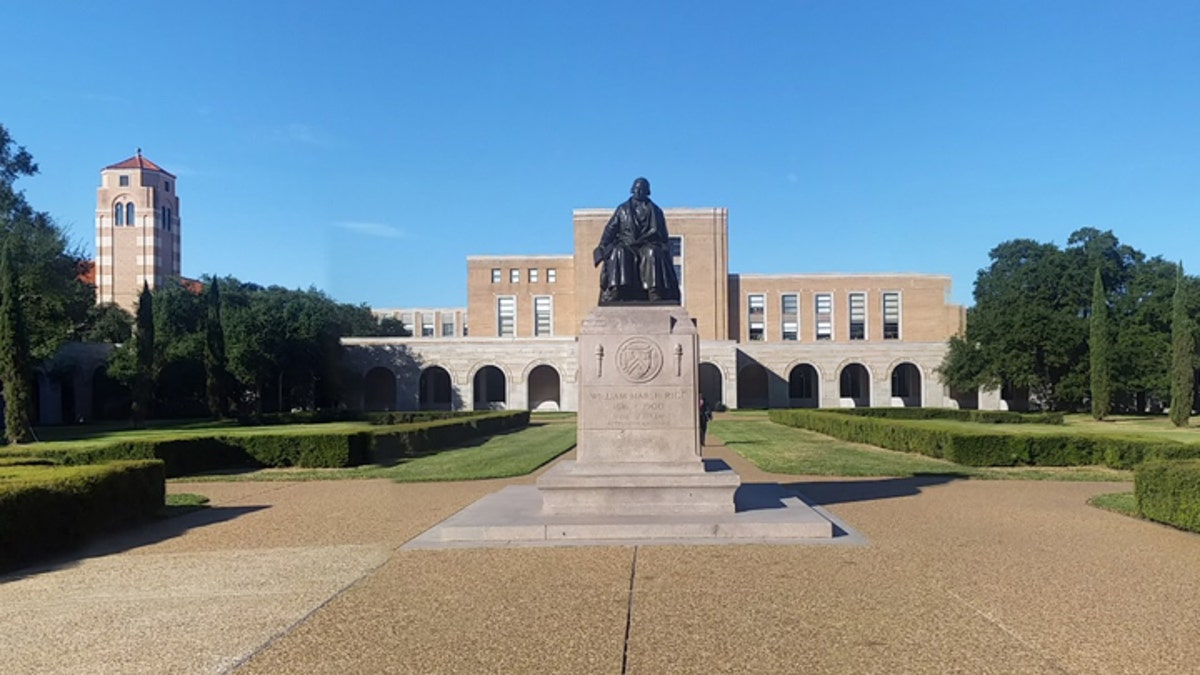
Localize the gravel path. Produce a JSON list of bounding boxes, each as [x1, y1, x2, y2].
[[3, 440, 1198, 674]]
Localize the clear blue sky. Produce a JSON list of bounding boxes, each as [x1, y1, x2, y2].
[[5, 1, 1198, 309]]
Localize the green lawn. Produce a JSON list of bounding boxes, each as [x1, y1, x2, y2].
[[711, 417, 1133, 481], [1088, 491, 1138, 517], [173, 419, 577, 483]]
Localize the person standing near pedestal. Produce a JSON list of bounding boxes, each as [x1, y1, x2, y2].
[[699, 394, 712, 446], [593, 177, 681, 304]]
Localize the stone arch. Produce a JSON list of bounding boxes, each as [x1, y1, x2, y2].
[[699, 362, 724, 408], [787, 363, 820, 408], [888, 361, 923, 407], [467, 361, 512, 387], [419, 365, 454, 411], [363, 366, 397, 411], [737, 363, 769, 409], [473, 365, 508, 410], [526, 364, 561, 411], [838, 362, 871, 407]]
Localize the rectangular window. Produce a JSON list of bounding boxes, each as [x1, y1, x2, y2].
[[491, 268, 501, 284], [749, 322, 764, 341], [815, 293, 832, 340], [547, 268, 557, 283], [782, 321, 798, 341], [400, 313, 414, 336], [534, 296, 552, 336], [510, 268, 520, 284], [441, 316, 455, 336], [781, 293, 798, 316], [497, 296, 516, 337], [528, 268, 538, 283], [670, 236, 683, 296], [748, 294, 765, 315], [883, 292, 901, 339], [119, 175, 129, 187], [849, 292, 866, 340], [165, 180, 171, 192], [421, 317, 434, 337]]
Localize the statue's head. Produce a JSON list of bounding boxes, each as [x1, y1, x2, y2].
[[630, 177, 651, 200]]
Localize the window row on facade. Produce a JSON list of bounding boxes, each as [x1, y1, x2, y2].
[[110, 203, 175, 230], [116, 174, 171, 192], [497, 295, 553, 337], [747, 291, 901, 342], [491, 267, 558, 284]]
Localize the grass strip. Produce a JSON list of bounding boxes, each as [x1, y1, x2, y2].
[[172, 420, 576, 483], [712, 418, 1132, 481]]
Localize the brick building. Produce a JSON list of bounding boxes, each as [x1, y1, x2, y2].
[[344, 207, 975, 412]]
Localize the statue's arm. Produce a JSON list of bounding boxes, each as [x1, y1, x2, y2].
[[594, 209, 621, 266]]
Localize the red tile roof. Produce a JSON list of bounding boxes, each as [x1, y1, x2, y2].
[[77, 259, 95, 286], [104, 153, 175, 178]]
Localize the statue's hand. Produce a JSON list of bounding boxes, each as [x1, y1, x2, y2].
[[593, 246, 606, 266]]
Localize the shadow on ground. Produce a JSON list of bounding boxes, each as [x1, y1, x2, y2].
[[784, 473, 967, 506], [1, 505, 268, 583]]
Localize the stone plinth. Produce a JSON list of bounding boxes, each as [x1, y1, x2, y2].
[[537, 305, 739, 516]]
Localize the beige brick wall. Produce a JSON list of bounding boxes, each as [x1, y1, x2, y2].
[[572, 207, 730, 341], [466, 255, 575, 338], [730, 274, 963, 345]]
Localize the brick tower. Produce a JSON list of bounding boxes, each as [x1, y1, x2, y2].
[[94, 150, 181, 312]]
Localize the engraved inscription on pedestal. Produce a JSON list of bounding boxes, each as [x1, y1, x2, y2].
[[537, 304, 740, 517]]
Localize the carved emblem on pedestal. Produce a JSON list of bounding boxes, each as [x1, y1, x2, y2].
[[616, 338, 663, 383]]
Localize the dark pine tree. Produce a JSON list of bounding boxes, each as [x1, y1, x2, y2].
[[132, 282, 155, 427], [0, 242, 33, 443], [204, 277, 233, 417], [1089, 267, 1112, 420], [1170, 262, 1194, 427]]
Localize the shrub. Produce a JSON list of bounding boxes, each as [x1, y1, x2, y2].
[[769, 409, 1200, 468], [4, 410, 532, 476], [0, 460, 165, 572], [1136, 460, 1200, 534], [369, 411, 531, 464], [827, 407, 1064, 425]]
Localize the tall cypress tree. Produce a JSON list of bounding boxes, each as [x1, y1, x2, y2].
[[0, 242, 33, 443], [204, 277, 232, 417], [131, 282, 154, 427], [1170, 262, 1194, 427], [1089, 267, 1112, 420]]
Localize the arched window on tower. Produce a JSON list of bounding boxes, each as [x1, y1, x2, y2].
[[114, 203, 124, 226], [126, 203, 135, 226]]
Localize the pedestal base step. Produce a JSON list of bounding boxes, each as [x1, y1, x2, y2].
[[536, 460, 740, 516], [402, 483, 857, 550]]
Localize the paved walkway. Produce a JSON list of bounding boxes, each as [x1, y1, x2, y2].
[[3, 440, 1200, 674]]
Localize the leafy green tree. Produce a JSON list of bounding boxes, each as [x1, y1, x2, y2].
[[0, 241, 33, 443], [81, 303, 134, 343], [131, 283, 155, 426], [1170, 262, 1194, 427], [1089, 267, 1111, 419], [0, 125, 93, 361], [204, 277, 233, 417], [939, 238, 1088, 409]]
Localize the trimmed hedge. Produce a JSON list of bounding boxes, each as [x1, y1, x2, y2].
[[769, 409, 1200, 469], [238, 409, 475, 427], [827, 407, 1064, 425], [1136, 460, 1200, 534], [369, 410, 531, 464], [0, 460, 166, 572], [5, 410, 530, 477]]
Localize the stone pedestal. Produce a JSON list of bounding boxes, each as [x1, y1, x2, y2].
[[537, 305, 740, 516]]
